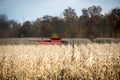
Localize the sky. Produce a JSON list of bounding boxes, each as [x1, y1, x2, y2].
[[0, 0, 120, 24]]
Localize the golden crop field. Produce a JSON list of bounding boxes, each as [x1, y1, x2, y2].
[[0, 43, 120, 80]]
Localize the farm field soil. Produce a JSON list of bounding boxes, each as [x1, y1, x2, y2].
[[0, 43, 120, 80]]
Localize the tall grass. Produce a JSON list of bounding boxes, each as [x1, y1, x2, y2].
[[0, 43, 120, 80]]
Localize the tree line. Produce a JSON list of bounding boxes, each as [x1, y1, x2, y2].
[[0, 5, 120, 39]]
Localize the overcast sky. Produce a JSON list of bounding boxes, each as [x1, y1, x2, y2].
[[0, 0, 120, 23]]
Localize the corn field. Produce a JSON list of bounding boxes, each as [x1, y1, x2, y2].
[[0, 38, 120, 45], [0, 43, 120, 80]]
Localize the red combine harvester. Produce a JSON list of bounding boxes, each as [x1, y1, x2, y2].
[[32, 38, 61, 45]]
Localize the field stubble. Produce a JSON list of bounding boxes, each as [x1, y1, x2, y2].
[[0, 43, 120, 80]]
